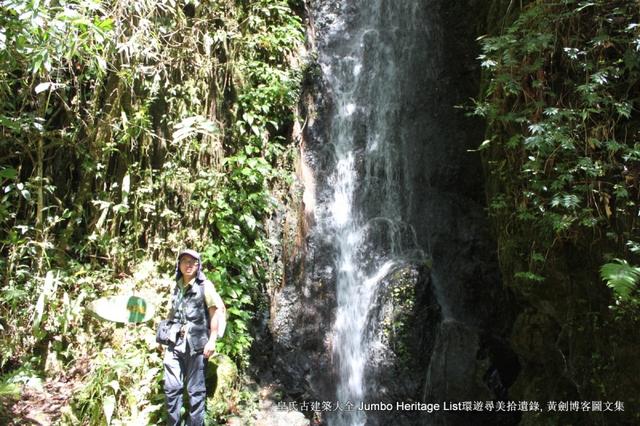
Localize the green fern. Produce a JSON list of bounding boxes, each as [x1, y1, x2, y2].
[[600, 259, 640, 301]]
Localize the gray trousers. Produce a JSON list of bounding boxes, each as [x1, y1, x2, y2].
[[163, 341, 206, 426]]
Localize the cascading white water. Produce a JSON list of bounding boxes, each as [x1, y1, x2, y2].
[[316, 2, 426, 425]]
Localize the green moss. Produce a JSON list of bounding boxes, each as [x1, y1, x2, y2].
[[205, 353, 238, 423], [379, 267, 421, 364]]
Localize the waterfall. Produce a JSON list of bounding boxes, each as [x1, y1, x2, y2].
[[315, 1, 427, 425], [264, 1, 515, 425]]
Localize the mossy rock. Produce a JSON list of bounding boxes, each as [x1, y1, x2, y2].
[[205, 353, 238, 419]]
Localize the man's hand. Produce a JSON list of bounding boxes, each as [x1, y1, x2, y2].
[[203, 340, 216, 358]]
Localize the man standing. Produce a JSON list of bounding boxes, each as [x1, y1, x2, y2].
[[163, 249, 226, 426]]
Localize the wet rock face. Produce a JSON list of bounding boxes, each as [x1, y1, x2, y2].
[[257, 236, 338, 402], [255, 1, 520, 425], [359, 265, 439, 425]]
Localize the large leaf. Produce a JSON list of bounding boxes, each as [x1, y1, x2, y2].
[[103, 394, 116, 426], [88, 295, 155, 323], [0, 167, 18, 179], [32, 271, 58, 332], [171, 115, 217, 144], [0, 382, 21, 398], [600, 259, 640, 301]]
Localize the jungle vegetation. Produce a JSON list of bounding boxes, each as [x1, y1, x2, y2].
[[1, 0, 639, 424], [475, 0, 640, 423], [0, 0, 304, 423]]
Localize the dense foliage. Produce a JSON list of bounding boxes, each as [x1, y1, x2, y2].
[[476, 0, 640, 303], [476, 0, 640, 423], [0, 0, 304, 423]]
